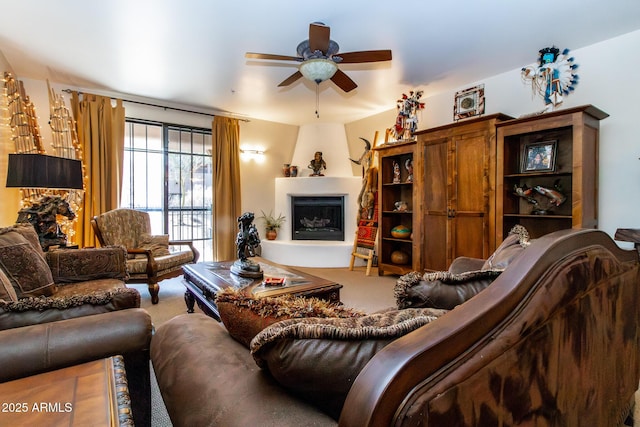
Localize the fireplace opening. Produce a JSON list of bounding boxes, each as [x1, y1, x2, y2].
[[291, 196, 345, 241]]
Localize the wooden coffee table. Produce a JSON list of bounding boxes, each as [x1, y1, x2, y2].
[[183, 257, 342, 321], [0, 356, 130, 427]]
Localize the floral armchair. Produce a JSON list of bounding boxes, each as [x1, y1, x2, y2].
[[91, 208, 199, 304]]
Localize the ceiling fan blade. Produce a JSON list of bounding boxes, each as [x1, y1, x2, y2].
[[309, 22, 330, 53], [278, 71, 303, 87], [331, 69, 358, 92], [245, 52, 302, 62], [337, 50, 393, 63]]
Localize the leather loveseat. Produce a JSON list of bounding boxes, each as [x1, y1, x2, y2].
[[151, 229, 640, 426]]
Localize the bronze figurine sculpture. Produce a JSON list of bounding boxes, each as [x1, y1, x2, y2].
[[230, 211, 263, 278]]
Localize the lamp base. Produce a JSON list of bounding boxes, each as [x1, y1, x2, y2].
[[16, 195, 76, 251]]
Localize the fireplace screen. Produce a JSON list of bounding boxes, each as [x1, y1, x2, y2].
[[291, 196, 345, 241]]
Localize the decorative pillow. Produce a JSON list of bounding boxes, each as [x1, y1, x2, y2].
[[395, 225, 531, 310], [482, 224, 530, 270], [47, 246, 129, 283], [0, 268, 18, 302], [395, 269, 502, 310], [0, 229, 56, 298], [133, 233, 171, 259], [216, 288, 364, 348], [7, 223, 44, 255], [250, 307, 448, 419]]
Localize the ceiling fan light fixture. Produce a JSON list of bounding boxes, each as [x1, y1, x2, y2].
[[299, 59, 338, 84]]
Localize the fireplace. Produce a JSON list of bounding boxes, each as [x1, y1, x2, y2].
[[291, 196, 345, 241], [261, 176, 361, 268]]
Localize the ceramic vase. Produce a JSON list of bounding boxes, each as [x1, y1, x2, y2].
[[390, 250, 410, 264], [282, 164, 291, 177], [266, 229, 277, 240]]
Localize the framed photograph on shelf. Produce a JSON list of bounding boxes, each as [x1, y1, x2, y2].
[[454, 84, 485, 121], [520, 140, 557, 173]]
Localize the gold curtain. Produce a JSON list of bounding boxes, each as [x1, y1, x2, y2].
[[211, 116, 241, 261], [70, 92, 125, 247]]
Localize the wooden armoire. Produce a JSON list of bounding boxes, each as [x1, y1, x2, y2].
[[415, 114, 512, 272]]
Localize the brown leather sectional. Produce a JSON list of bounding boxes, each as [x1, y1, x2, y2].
[[151, 228, 640, 426]]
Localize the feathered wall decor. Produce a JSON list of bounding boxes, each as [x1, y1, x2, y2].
[[521, 47, 579, 112]]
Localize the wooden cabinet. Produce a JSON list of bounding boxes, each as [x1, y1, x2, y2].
[[374, 141, 419, 275], [416, 114, 512, 272], [496, 105, 608, 241]]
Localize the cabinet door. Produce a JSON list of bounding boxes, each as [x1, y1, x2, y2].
[[423, 138, 448, 271], [451, 131, 490, 261]]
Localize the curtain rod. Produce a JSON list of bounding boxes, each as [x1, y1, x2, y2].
[[62, 89, 250, 122]]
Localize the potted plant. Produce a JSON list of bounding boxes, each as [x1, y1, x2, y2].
[[258, 210, 286, 240]]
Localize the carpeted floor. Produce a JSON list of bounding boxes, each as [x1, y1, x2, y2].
[[130, 264, 398, 427]]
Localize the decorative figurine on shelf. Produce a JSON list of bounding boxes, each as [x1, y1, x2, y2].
[[513, 184, 538, 206], [521, 46, 579, 113], [392, 161, 401, 183], [388, 90, 425, 142], [230, 211, 263, 278], [534, 184, 567, 207], [308, 151, 327, 176], [405, 158, 413, 183], [512, 181, 567, 215], [394, 201, 408, 212]]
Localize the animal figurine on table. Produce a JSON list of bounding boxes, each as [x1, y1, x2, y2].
[[16, 195, 76, 250], [231, 212, 263, 278]]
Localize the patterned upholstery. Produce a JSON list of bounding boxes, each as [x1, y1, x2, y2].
[[93, 209, 147, 249], [0, 223, 138, 331], [91, 208, 199, 304]]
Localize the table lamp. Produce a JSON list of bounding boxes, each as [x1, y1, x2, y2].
[[6, 153, 84, 249]]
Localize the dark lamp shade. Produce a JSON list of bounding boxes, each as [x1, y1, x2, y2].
[[6, 153, 83, 190]]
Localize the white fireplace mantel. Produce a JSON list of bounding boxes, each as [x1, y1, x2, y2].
[[260, 176, 362, 268]]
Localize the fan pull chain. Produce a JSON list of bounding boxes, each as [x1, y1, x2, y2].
[[315, 84, 320, 118]]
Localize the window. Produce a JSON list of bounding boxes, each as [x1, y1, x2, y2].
[[121, 119, 213, 261]]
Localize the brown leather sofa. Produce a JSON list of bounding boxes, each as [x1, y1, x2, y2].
[[0, 223, 140, 330], [0, 308, 153, 426], [151, 229, 640, 426]]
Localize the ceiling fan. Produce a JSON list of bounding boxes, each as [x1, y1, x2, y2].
[[245, 22, 392, 93]]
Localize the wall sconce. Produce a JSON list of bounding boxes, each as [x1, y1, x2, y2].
[[240, 148, 266, 163], [240, 149, 265, 156]]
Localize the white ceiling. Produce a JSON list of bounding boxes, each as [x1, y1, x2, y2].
[[1, 0, 640, 126]]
